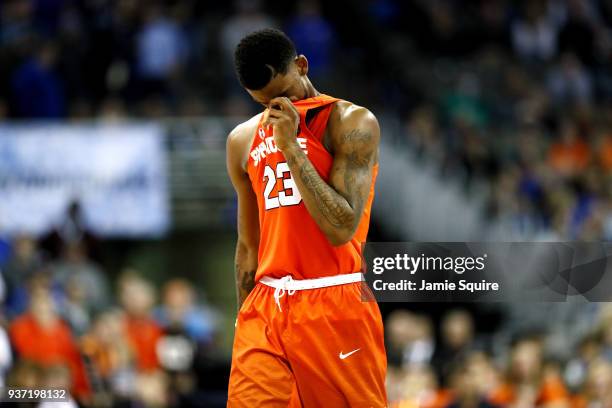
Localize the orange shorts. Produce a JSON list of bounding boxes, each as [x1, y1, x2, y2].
[[227, 279, 388, 407]]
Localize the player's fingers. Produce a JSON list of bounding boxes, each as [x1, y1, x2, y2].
[[268, 97, 283, 110], [266, 111, 291, 127], [262, 116, 278, 127], [282, 97, 298, 116], [271, 97, 299, 120], [269, 98, 294, 116], [269, 97, 292, 111], [267, 109, 285, 119]]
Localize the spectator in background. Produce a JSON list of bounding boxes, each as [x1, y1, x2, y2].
[[41, 200, 99, 262], [0, 0, 34, 48], [152, 279, 227, 406], [81, 310, 135, 405], [9, 286, 90, 401], [136, 2, 189, 98], [443, 73, 489, 129], [557, 0, 597, 66], [118, 272, 162, 373], [548, 119, 591, 177], [390, 365, 452, 408], [98, 97, 128, 121], [0, 233, 11, 266], [564, 334, 601, 391], [489, 335, 569, 407], [573, 359, 612, 408], [568, 164, 607, 239], [604, 199, 612, 241], [6, 359, 42, 390], [3, 235, 44, 313], [154, 278, 219, 347], [37, 364, 80, 408], [406, 105, 445, 163], [446, 354, 500, 408], [386, 310, 434, 368], [514, 169, 550, 236], [511, 0, 559, 62], [471, 0, 511, 52], [51, 241, 111, 320], [432, 309, 478, 385], [547, 53, 594, 107], [134, 369, 169, 408], [419, 0, 467, 57], [220, 0, 276, 67], [285, 0, 335, 81], [8, 275, 67, 327], [595, 129, 612, 172], [10, 40, 65, 118], [595, 307, 612, 362], [60, 274, 94, 335]]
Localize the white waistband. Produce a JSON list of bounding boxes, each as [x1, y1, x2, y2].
[[259, 272, 363, 291], [260, 273, 364, 312]]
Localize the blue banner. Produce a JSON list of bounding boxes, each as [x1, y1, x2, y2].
[[0, 123, 169, 237]]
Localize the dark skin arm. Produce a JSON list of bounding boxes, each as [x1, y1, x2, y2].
[[264, 97, 379, 246], [226, 124, 260, 309]]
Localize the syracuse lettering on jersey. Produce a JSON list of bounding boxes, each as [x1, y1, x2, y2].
[[250, 132, 308, 166]]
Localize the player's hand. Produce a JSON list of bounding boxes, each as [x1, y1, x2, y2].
[[263, 97, 300, 151]]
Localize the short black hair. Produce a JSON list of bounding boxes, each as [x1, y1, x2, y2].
[[234, 28, 297, 90]]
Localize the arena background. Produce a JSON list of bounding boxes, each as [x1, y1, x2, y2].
[[0, 0, 611, 406]]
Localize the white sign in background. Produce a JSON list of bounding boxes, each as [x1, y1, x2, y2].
[[0, 123, 169, 237]]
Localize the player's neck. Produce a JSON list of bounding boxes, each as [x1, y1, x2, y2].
[[303, 77, 319, 99]]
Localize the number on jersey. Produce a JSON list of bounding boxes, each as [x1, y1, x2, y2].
[[263, 162, 302, 210]]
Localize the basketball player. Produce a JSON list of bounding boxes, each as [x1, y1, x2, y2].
[[226, 28, 387, 407]]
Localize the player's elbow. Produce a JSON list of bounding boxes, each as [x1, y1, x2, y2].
[[326, 228, 355, 247], [236, 238, 259, 265]]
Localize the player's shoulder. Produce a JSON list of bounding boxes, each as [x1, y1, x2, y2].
[[228, 112, 263, 142], [328, 99, 380, 145], [329, 99, 379, 132], [227, 112, 264, 152]]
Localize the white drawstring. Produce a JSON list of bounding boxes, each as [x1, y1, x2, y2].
[[273, 276, 296, 312], [260, 273, 364, 312]]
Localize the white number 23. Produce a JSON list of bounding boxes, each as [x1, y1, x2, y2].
[[263, 162, 302, 210]]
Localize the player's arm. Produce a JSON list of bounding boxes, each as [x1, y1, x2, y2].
[[265, 98, 379, 246], [226, 126, 260, 309]]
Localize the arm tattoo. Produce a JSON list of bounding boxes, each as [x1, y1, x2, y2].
[[342, 129, 375, 221], [298, 160, 352, 227], [236, 266, 255, 308], [287, 129, 375, 230]]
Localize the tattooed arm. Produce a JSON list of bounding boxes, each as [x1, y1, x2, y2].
[[226, 122, 260, 309], [265, 98, 379, 246]]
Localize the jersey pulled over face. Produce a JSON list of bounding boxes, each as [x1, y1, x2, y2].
[[247, 94, 378, 281]]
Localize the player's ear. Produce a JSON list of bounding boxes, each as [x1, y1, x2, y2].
[[295, 55, 308, 76]]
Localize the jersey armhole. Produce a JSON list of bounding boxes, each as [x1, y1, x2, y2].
[[302, 102, 336, 144]]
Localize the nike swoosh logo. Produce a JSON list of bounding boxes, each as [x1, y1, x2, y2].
[[339, 349, 360, 360]]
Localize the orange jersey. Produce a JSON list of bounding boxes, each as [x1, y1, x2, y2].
[[10, 314, 91, 398], [247, 94, 378, 281]]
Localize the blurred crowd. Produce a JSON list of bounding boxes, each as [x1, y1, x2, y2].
[[0, 205, 226, 407], [395, 0, 612, 240], [385, 304, 612, 408], [1, 0, 609, 241], [1, 0, 612, 406], [0, 0, 342, 119]]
